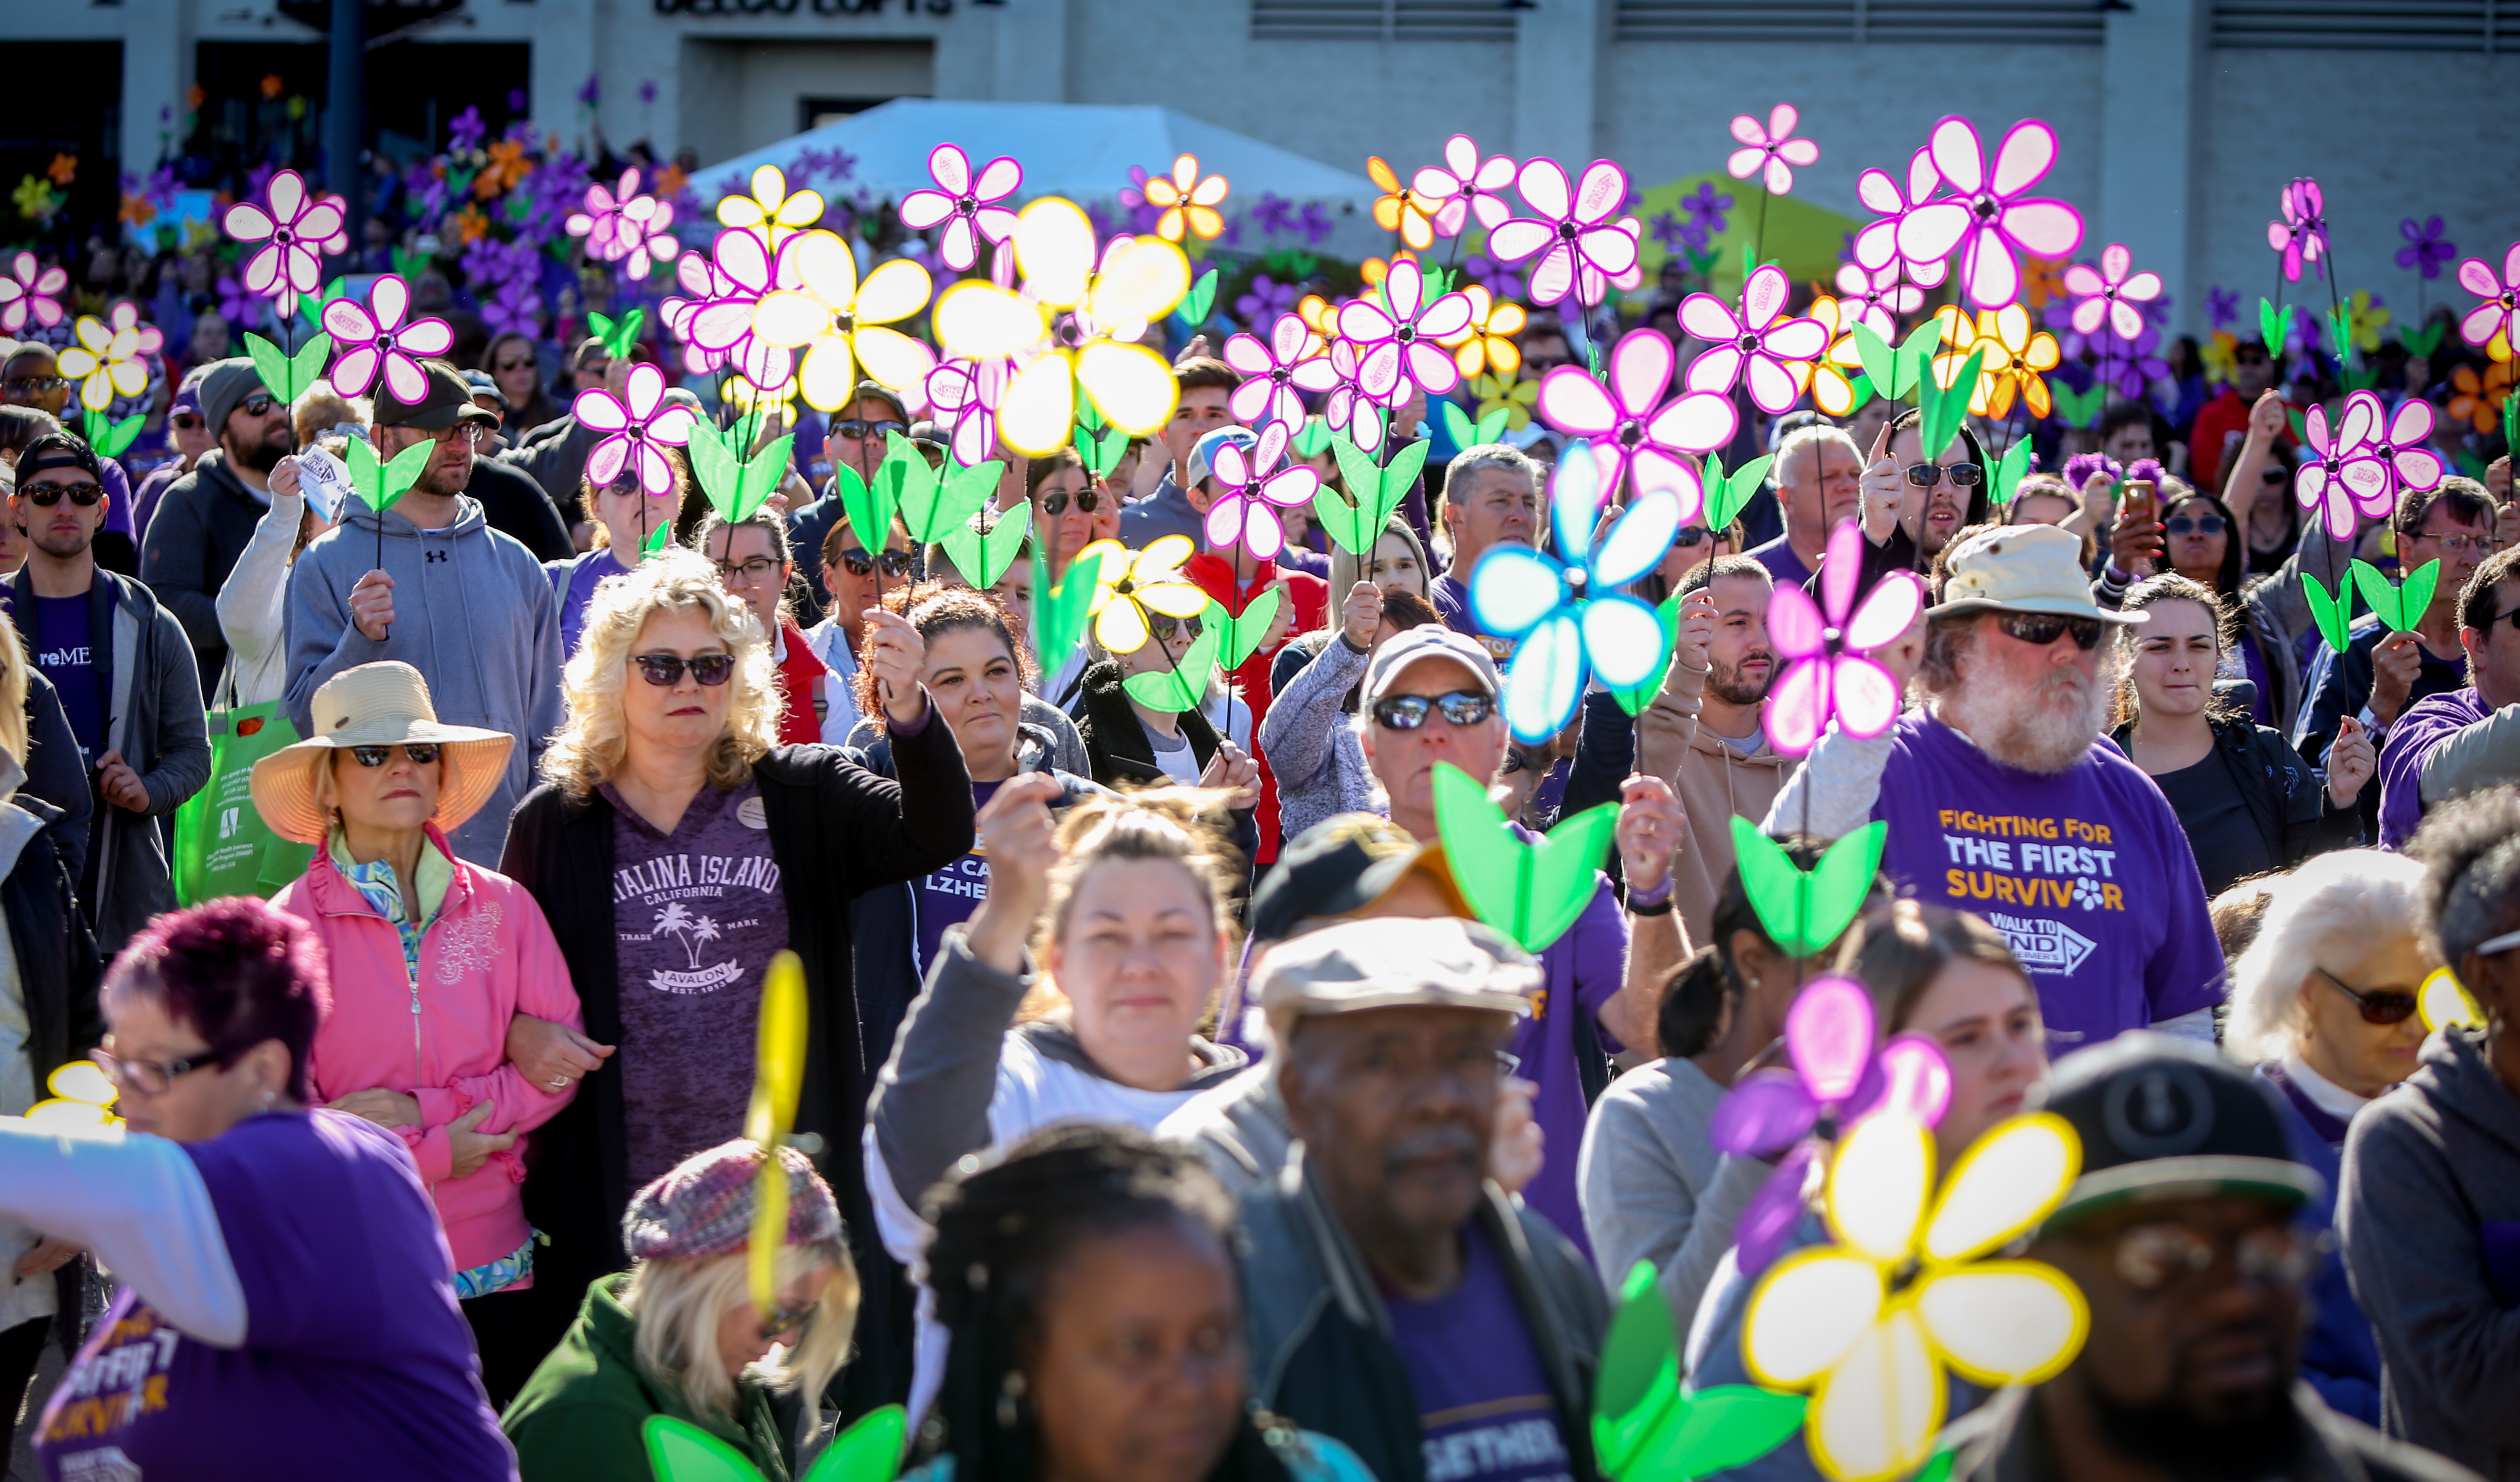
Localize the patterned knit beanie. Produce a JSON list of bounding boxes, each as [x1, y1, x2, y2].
[[621, 1139, 843, 1262]]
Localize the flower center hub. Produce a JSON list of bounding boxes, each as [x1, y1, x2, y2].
[[1557, 220, 1580, 242], [1617, 422, 1643, 449], [1051, 313, 1086, 349], [1736, 332, 1759, 353], [1565, 568, 1588, 594], [274, 228, 295, 244], [958, 194, 978, 211]]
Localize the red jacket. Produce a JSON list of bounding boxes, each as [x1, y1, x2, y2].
[[775, 616, 834, 746], [1185, 552, 1327, 864]]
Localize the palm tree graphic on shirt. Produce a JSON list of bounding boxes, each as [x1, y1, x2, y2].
[[652, 903, 725, 970]]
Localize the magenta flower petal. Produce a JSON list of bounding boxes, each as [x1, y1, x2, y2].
[[1787, 977, 1876, 1103], [328, 344, 383, 398], [1710, 1069, 1820, 1157], [1537, 365, 1620, 438]]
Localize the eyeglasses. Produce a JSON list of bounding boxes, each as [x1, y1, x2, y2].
[[2261, 464, 2289, 484], [1904, 462, 1984, 490], [2409, 531, 2488, 555], [1150, 613, 1204, 642], [756, 1291, 819, 1342], [2316, 966, 2418, 1025], [1371, 690, 1495, 730], [832, 418, 907, 442], [837, 549, 914, 578], [1674, 525, 1714, 548], [1994, 611, 2105, 651], [90, 1046, 216, 1097], [422, 423, 491, 447], [347, 743, 443, 768], [2093, 1220, 2321, 1294], [2483, 604, 2520, 633], [716, 555, 785, 583], [631, 652, 737, 687], [22, 481, 103, 507], [2165, 515, 2227, 536], [169, 414, 204, 431], [1, 376, 68, 396], [238, 394, 280, 419], [494, 358, 536, 374], [1038, 486, 1102, 517]]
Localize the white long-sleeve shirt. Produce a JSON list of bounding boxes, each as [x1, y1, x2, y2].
[[213, 488, 308, 708]]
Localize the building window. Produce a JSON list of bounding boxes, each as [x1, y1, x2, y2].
[[1612, 0, 2103, 44], [2212, 0, 2513, 51], [1250, 0, 1518, 42]]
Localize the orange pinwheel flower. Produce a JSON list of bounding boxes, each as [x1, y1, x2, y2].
[[2020, 255, 2071, 310], [476, 139, 531, 199], [1368, 157, 1438, 252], [2448, 360, 2512, 433], [1144, 154, 1229, 244]]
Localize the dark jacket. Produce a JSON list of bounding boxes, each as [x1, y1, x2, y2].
[[22, 670, 91, 881], [1934, 1381, 2477, 1482], [136, 447, 267, 687], [2259, 1060, 2381, 1427], [1071, 660, 1261, 869], [2108, 713, 2360, 894], [1236, 1150, 1609, 1482], [498, 415, 604, 535], [500, 733, 974, 1419], [0, 761, 103, 1097], [465, 455, 575, 564]]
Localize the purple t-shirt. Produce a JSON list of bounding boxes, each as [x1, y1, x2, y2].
[[1510, 840, 1628, 1256], [37, 1111, 512, 1482], [1869, 714, 2225, 1054], [549, 548, 633, 661], [2377, 686, 2491, 849], [607, 779, 792, 1187], [1746, 535, 1813, 589], [914, 779, 1003, 972], [1384, 1224, 1573, 1482], [1430, 572, 1520, 665]]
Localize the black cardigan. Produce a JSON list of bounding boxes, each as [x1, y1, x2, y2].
[[499, 728, 973, 1415]]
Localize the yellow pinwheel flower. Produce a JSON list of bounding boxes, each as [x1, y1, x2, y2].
[[1368, 157, 1438, 252], [751, 229, 936, 410], [1932, 303, 2059, 420], [2346, 289, 2391, 355], [931, 197, 1190, 455], [721, 372, 800, 423], [2419, 967, 2483, 1031], [2200, 330, 2238, 388], [1144, 154, 1228, 244], [1443, 284, 1528, 379], [26, 1059, 120, 1131], [1473, 372, 1538, 432], [1073, 534, 1208, 655], [57, 310, 154, 412], [717, 165, 826, 249], [1742, 1112, 2088, 1482], [1801, 295, 1865, 418], [1297, 292, 1341, 342]]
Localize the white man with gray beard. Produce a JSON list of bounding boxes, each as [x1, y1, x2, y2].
[[1763, 520, 2228, 1055]]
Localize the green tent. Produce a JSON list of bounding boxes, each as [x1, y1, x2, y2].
[[1629, 172, 1861, 302]]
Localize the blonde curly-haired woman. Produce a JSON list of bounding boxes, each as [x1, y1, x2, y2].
[[496, 547, 974, 1415]]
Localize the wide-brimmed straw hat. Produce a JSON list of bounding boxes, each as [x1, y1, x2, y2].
[[1926, 523, 2147, 625], [250, 662, 514, 844]]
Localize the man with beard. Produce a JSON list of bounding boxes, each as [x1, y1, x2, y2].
[[139, 358, 296, 686], [1937, 1034, 2473, 1482], [1634, 555, 1794, 947], [1842, 406, 1993, 591], [1429, 444, 1544, 663], [1234, 916, 1609, 1482], [1773, 523, 2225, 1049], [283, 361, 562, 866], [1746, 425, 1863, 588]]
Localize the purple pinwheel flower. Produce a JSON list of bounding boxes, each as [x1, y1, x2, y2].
[[1222, 313, 1335, 429], [1204, 421, 1323, 561], [448, 105, 487, 153], [1648, 212, 1690, 255], [925, 356, 1010, 471], [507, 87, 528, 112], [1250, 193, 1295, 238], [1679, 180, 1734, 237], [575, 363, 698, 497], [2269, 178, 2328, 285], [0, 253, 66, 338], [1534, 328, 1735, 517], [211, 273, 257, 331], [2097, 324, 2173, 399], [2340, 390, 2446, 514], [898, 144, 1021, 273], [1461, 252, 1526, 305], [1852, 147, 1951, 290], [1414, 134, 1517, 239], [1297, 202, 1335, 246], [2457, 242, 2520, 352], [2296, 397, 2384, 541], [1767, 521, 1926, 755], [1677, 263, 1830, 415], [2066, 243, 2163, 342], [224, 168, 346, 303], [638, 78, 658, 106], [576, 73, 601, 109], [1336, 259, 1477, 406], [1833, 260, 1925, 341], [2397, 217, 2457, 281], [481, 280, 544, 341], [323, 275, 456, 404], [1488, 158, 1639, 307], [1726, 102, 1819, 197], [667, 229, 792, 391], [1233, 273, 1298, 328], [1897, 118, 2084, 309]]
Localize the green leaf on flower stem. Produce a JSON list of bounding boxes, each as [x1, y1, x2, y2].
[[1032, 541, 1112, 684], [1434, 761, 1618, 953], [1317, 436, 1428, 555], [2350, 557, 2441, 633], [1916, 348, 1983, 462], [1991, 437, 2032, 506], [2301, 568, 2354, 655], [1731, 817, 1886, 959], [1612, 589, 1683, 718], [1701, 452, 1774, 534], [1171, 268, 1217, 331], [1208, 590, 1281, 669], [939, 501, 1031, 590], [1120, 620, 1221, 712], [344, 436, 433, 517]]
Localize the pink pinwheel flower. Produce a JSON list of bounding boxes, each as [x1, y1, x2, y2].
[[574, 363, 698, 497], [1412, 134, 1517, 239], [311, 192, 352, 259], [925, 356, 1009, 470], [1852, 148, 1951, 289], [567, 170, 640, 257], [2456, 241, 2520, 353], [0, 252, 67, 336], [1320, 339, 1387, 453], [1222, 313, 1335, 429], [223, 168, 345, 302], [322, 275, 456, 404], [1203, 422, 1322, 561], [1576, 215, 1647, 307], [611, 193, 681, 279], [1765, 520, 1924, 755], [2339, 390, 2446, 514], [1487, 158, 1638, 307], [667, 229, 793, 389], [2268, 178, 2327, 285], [1336, 259, 1476, 406], [1726, 102, 1820, 197], [2065, 243, 2164, 342], [1833, 260, 1927, 341], [898, 144, 1021, 272], [1897, 118, 2084, 309], [1678, 263, 1830, 415], [1535, 329, 1736, 518], [2294, 397, 2382, 542]]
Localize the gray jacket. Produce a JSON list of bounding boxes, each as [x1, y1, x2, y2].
[[1257, 631, 1379, 844], [1575, 1055, 1772, 1338], [282, 496, 564, 866], [2339, 1025, 2520, 1482], [1160, 1060, 1291, 1200]]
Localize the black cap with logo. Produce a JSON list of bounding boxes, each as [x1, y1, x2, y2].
[[2031, 1033, 2323, 1228], [374, 362, 503, 434]]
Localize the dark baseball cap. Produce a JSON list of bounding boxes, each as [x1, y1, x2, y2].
[[460, 368, 507, 410], [1250, 813, 1471, 947], [374, 361, 502, 433], [2030, 1033, 2323, 1227]]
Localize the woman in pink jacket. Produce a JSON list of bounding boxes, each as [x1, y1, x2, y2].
[[254, 660, 588, 1406]]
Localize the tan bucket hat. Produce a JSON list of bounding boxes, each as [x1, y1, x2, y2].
[[1926, 522, 2148, 625], [249, 662, 515, 844]]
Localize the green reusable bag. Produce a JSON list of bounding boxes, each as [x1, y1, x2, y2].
[[174, 701, 314, 904]]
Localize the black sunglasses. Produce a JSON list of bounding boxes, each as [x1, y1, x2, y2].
[[2485, 604, 2520, 633], [837, 549, 915, 578], [632, 652, 737, 687], [494, 357, 536, 374], [1150, 613, 1204, 642], [1905, 462, 1984, 490], [832, 418, 907, 441], [1995, 611, 2106, 651], [1371, 690, 1495, 730], [2165, 515, 2226, 536], [0, 376, 67, 395], [2261, 464, 2289, 484], [2317, 967, 2418, 1025], [169, 414, 204, 431], [1674, 525, 1714, 548], [22, 481, 102, 507], [1039, 487, 1103, 516], [238, 394, 279, 419], [348, 743, 442, 767]]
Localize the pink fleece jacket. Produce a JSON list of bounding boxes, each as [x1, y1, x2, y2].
[[278, 823, 584, 1277]]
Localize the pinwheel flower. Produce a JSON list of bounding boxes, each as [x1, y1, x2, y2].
[[1320, 338, 1388, 452], [56, 307, 162, 413], [1443, 285, 1528, 380], [1461, 252, 1527, 306], [924, 355, 1010, 470], [1473, 372, 1539, 431], [2345, 289, 2391, 354], [223, 168, 344, 302], [1741, 1112, 2087, 1482], [1577, 215, 1648, 307], [1932, 303, 2060, 421], [1834, 260, 1926, 342], [669, 229, 795, 391], [1680, 263, 1830, 415], [1727, 102, 1820, 196], [1852, 149, 1949, 289], [2019, 255, 2071, 310], [2398, 216, 2457, 281], [1767, 521, 1924, 756], [1412, 134, 1517, 239], [2208, 286, 2241, 331], [2268, 178, 2327, 284], [898, 144, 1022, 272], [612, 192, 681, 280], [2340, 390, 2446, 513], [1897, 118, 2084, 309], [1536, 328, 1736, 515], [0, 251, 66, 336], [483, 281, 544, 342], [1234, 273, 1298, 327], [2455, 242, 2520, 357], [1222, 312, 1335, 428], [2447, 361, 2512, 433], [567, 170, 641, 258], [1488, 158, 1639, 308], [1799, 297, 1875, 418], [575, 363, 698, 497], [1368, 155, 1440, 252], [718, 164, 824, 249], [754, 228, 937, 408], [1337, 258, 1477, 406], [2065, 244, 2162, 342], [323, 275, 457, 404], [1144, 154, 1228, 244], [2294, 397, 2380, 541], [1204, 422, 1322, 561], [1469, 444, 1680, 741], [1083, 534, 1208, 655]]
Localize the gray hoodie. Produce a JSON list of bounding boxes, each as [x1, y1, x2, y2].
[[2339, 1025, 2520, 1482], [281, 496, 563, 866]]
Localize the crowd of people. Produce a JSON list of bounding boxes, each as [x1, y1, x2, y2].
[[0, 284, 2514, 1482]]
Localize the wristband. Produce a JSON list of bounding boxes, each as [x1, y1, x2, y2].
[[1627, 894, 1675, 918], [1626, 874, 1674, 913]]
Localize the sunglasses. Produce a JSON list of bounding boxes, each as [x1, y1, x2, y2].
[[837, 549, 914, 578], [1039, 487, 1103, 517], [169, 414, 204, 431], [756, 1291, 819, 1342], [832, 418, 907, 441], [716, 555, 785, 582], [2261, 464, 2289, 484], [1371, 690, 1495, 730], [2165, 514, 2226, 536], [1, 376, 67, 395], [494, 358, 536, 374], [1995, 611, 2106, 651], [632, 652, 737, 687], [22, 481, 102, 507], [347, 743, 442, 767], [2093, 1221, 2320, 1294], [1150, 613, 1204, 642], [89, 1046, 217, 1097], [1674, 525, 1714, 548], [2317, 966, 2418, 1025], [1905, 462, 1984, 490], [238, 394, 279, 419], [2484, 604, 2520, 633]]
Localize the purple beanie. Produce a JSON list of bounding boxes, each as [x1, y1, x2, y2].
[[621, 1139, 843, 1262]]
